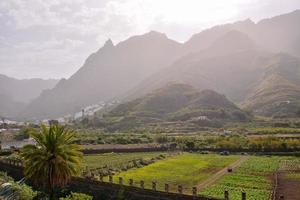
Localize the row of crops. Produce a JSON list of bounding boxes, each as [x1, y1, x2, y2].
[[81, 152, 300, 200], [81, 152, 171, 177], [109, 153, 240, 193], [201, 156, 299, 200]]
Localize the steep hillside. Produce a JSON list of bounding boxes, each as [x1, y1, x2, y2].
[[23, 31, 183, 119], [129, 27, 300, 118], [127, 30, 270, 102], [93, 83, 250, 131], [242, 54, 300, 117]]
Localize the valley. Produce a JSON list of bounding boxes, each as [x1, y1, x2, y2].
[[1, 7, 300, 200]]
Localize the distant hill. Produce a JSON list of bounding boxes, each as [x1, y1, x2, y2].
[[0, 94, 25, 118], [21, 10, 300, 119], [0, 74, 58, 118], [91, 83, 250, 131]]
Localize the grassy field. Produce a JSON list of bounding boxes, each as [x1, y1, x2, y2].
[[114, 153, 240, 193], [81, 152, 168, 174], [201, 156, 296, 200]]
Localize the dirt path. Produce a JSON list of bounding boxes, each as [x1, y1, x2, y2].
[[276, 172, 300, 200], [197, 156, 249, 191]]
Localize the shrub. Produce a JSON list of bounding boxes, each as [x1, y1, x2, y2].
[[0, 150, 13, 156], [60, 192, 93, 200], [0, 171, 13, 182], [154, 135, 169, 144], [0, 182, 37, 200]]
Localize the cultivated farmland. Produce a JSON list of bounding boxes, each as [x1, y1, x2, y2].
[[81, 152, 169, 176], [201, 156, 298, 200], [115, 153, 240, 193], [81, 152, 300, 199]]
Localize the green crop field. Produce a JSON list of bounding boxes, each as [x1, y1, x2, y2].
[[82, 152, 167, 169], [81, 152, 168, 175], [201, 156, 294, 200], [114, 153, 240, 193], [82, 152, 168, 169]]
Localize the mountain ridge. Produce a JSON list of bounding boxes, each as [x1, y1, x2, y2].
[[18, 10, 300, 119]]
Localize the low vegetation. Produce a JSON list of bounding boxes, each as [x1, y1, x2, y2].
[[201, 156, 297, 200], [81, 152, 169, 177], [115, 153, 240, 192], [60, 192, 93, 200], [0, 172, 37, 200]]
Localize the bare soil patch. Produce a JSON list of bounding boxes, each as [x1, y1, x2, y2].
[[276, 172, 300, 200]]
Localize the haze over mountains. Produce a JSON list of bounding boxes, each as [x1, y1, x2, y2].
[[6, 10, 300, 120], [0, 74, 58, 118]]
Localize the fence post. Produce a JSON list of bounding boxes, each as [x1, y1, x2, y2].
[[165, 184, 169, 193], [224, 190, 229, 200], [242, 191, 246, 200], [178, 185, 183, 194], [192, 187, 197, 196], [119, 177, 123, 186], [140, 180, 144, 189], [152, 181, 156, 191], [109, 175, 113, 183], [129, 179, 133, 186]]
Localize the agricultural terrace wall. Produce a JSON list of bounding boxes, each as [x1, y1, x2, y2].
[[0, 160, 222, 200]]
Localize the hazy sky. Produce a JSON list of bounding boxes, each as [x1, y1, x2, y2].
[[0, 0, 300, 79]]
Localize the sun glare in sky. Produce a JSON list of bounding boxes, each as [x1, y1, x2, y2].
[[1, 0, 299, 79], [147, 0, 240, 24]]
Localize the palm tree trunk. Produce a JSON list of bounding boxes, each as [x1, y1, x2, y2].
[[48, 165, 54, 200]]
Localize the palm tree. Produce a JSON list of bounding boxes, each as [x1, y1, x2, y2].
[[21, 124, 82, 199]]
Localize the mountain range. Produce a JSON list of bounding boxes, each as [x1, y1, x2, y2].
[[9, 10, 300, 119], [0, 74, 58, 118]]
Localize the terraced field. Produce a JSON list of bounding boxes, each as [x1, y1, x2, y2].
[[115, 153, 240, 193]]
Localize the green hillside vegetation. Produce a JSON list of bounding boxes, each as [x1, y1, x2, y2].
[[242, 54, 300, 118], [89, 84, 251, 131]]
